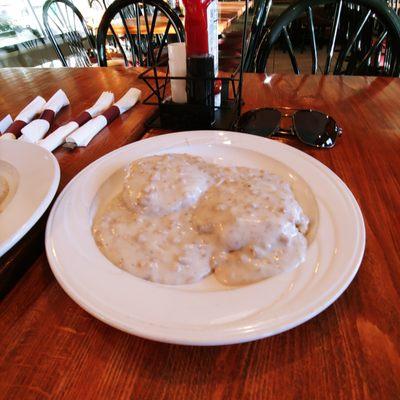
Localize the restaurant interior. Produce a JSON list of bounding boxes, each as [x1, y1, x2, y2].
[[0, 0, 399, 398]]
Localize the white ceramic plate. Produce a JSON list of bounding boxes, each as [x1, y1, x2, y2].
[[0, 140, 60, 256], [45, 131, 365, 346]]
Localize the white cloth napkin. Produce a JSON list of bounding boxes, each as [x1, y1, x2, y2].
[[38, 92, 114, 152], [66, 88, 141, 148], [15, 96, 46, 123], [65, 117, 108, 148], [0, 96, 46, 140], [0, 115, 12, 134], [85, 91, 115, 117], [0, 133, 18, 141], [19, 89, 70, 143]]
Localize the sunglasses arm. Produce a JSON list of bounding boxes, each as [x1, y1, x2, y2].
[[273, 128, 297, 138]]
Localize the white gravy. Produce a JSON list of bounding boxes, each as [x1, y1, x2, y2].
[[93, 154, 309, 286]]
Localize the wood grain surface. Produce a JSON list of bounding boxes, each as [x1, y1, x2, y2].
[[1, 69, 400, 399]]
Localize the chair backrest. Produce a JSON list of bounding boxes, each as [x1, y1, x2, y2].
[[88, 0, 106, 10], [243, 0, 273, 71], [43, 0, 96, 67], [96, 0, 185, 67], [255, 0, 400, 76], [387, 0, 400, 15]]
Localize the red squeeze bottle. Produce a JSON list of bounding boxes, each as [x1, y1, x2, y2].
[[182, 0, 213, 56], [182, 0, 221, 108]]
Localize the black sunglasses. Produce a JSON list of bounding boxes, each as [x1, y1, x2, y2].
[[235, 107, 342, 148]]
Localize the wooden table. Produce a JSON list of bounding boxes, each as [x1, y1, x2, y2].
[[0, 67, 156, 294], [1, 67, 400, 399], [108, 1, 251, 36]]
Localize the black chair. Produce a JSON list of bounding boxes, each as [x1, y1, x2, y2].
[[255, 0, 400, 76], [96, 0, 185, 67], [219, 0, 273, 72], [88, 0, 106, 10], [88, 0, 134, 65], [244, 0, 273, 71], [43, 0, 96, 67], [387, 0, 400, 15]]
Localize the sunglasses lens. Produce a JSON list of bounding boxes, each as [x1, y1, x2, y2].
[[236, 109, 281, 137], [293, 110, 338, 148]]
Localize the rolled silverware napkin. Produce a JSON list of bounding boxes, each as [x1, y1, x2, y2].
[[0, 115, 13, 134], [38, 91, 115, 152], [19, 89, 70, 143], [0, 96, 46, 140], [65, 88, 141, 148]]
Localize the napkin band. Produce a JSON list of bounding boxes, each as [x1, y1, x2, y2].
[[74, 111, 92, 126], [5, 120, 27, 135], [40, 109, 56, 123], [102, 106, 120, 124]]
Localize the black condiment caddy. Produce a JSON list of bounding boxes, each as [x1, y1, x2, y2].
[[138, 0, 249, 131], [139, 68, 241, 130]]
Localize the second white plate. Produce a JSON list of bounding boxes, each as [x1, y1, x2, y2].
[[0, 140, 60, 256], [45, 131, 365, 345]]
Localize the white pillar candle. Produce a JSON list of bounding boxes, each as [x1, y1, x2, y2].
[[168, 43, 187, 104]]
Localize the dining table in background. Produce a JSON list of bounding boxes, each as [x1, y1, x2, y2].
[[104, 1, 252, 36], [0, 66, 399, 399]]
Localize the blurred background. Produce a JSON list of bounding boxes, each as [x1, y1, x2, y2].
[[1, 0, 399, 75], [0, 0, 106, 67]]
